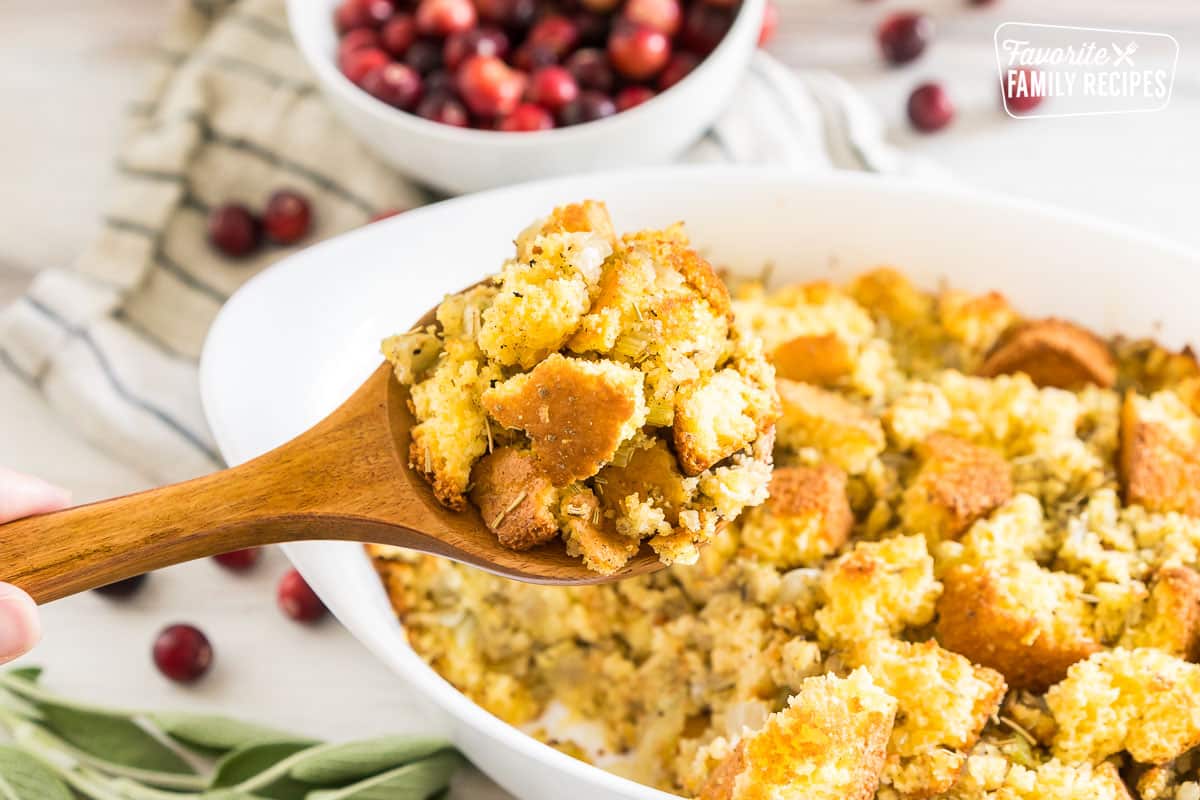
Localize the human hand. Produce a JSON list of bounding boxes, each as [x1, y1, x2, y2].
[[0, 468, 70, 664]]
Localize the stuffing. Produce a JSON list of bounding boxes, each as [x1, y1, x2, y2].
[[698, 669, 897, 800], [776, 379, 886, 474], [674, 366, 777, 476], [738, 464, 853, 568], [1121, 390, 1200, 517], [901, 433, 1014, 542], [769, 333, 856, 385], [469, 446, 560, 550], [1046, 648, 1200, 765], [937, 289, 1019, 357], [1119, 565, 1200, 659], [978, 318, 1117, 390], [940, 752, 1134, 800]]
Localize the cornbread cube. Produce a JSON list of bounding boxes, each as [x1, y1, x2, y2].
[[848, 268, 933, 328], [479, 202, 615, 368], [1121, 565, 1200, 660], [1120, 391, 1200, 517], [738, 464, 853, 568], [937, 561, 1100, 692], [674, 367, 776, 476], [776, 379, 886, 474], [698, 668, 897, 800], [482, 354, 647, 486], [1047, 648, 1200, 765], [594, 438, 691, 522], [937, 289, 1018, 355], [770, 333, 855, 386], [559, 488, 640, 574], [851, 637, 1006, 798], [901, 433, 1013, 543], [978, 318, 1116, 390], [469, 447, 560, 550], [815, 534, 942, 645]]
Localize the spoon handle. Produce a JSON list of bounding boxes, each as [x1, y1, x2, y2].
[[0, 365, 413, 603]]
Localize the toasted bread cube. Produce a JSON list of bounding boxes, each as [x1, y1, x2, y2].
[[937, 561, 1100, 692], [559, 488, 640, 574], [848, 268, 933, 328], [698, 668, 897, 800], [901, 433, 1013, 543], [851, 637, 1006, 798], [1120, 391, 1200, 517], [738, 464, 853, 568], [815, 534, 941, 645], [469, 447, 560, 550], [776, 379, 886, 474], [978, 318, 1116, 390], [770, 333, 855, 386], [674, 368, 775, 475], [1047, 648, 1200, 765], [514, 199, 616, 259], [594, 438, 691, 522], [1121, 565, 1200, 661], [937, 289, 1019, 355], [482, 354, 647, 486]]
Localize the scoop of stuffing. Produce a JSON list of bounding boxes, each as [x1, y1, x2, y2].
[[383, 202, 777, 573], [697, 668, 897, 800]]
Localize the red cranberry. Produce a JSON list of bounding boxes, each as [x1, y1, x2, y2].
[[514, 42, 560, 71], [580, 0, 621, 13], [335, 0, 397, 31], [475, 0, 537, 29], [424, 69, 456, 94], [608, 23, 671, 80], [417, 92, 471, 125], [444, 28, 510, 70], [565, 48, 614, 92], [615, 85, 655, 110], [758, 0, 778, 46], [403, 39, 444, 73], [370, 208, 406, 222], [361, 62, 424, 109], [907, 82, 954, 132], [697, 0, 738, 8], [380, 14, 418, 56], [213, 548, 261, 572], [278, 569, 327, 623], [1003, 66, 1043, 113], [527, 66, 579, 112], [558, 90, 616, 126], [623, 0, 681, 36], [877, 12, 932, 66], [207, 203, 261, 258], [263, 189, 313, 244], [94, 573, 148, 598], [457, 55, 528, 117], [339, 46, 392, 84], [526, 16, 580, 60], [657, 50, 698, 90], [338, 28, 383, 61], [573, 11, 610, 46], [499, 103, 556, 131], [415, 0, 477, 36], [681, 4, 732, 55], [153, 624, 213, 683]]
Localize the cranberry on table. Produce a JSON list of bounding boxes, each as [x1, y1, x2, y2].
[[415, 0, 477, 36], [361, 62, 424, 110], [680, 4, 733, 55], [380, 14, 418, 56], [608, 23, 671, 80], [278, 569, 327, 623], [262, 190, 314, 245], [403, 39, 444, 74], [615, 84, 655, 111], [558, 89, 616, 125], [444, 27, 510, 70], [457, 55, 528, 117], [877, 11, 932, 66], [564, 48, 614, 93], [657, 50, 698, 90], [153, 624, 213, 683], [527, 66, 579, 112], [499, 103, 556, 131], [1003, 66, 1043, 113], [416, 92, 471, 125], [339, 46, 392, 84], [213, 548, 261, 572], [907, 81, 954, 132], [758, 0, 778, 46], [207, 203, 261, 258], [623, 0, 681, 36], [94, 573, 147, 598]]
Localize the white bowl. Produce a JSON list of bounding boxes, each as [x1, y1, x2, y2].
[[200, 166, 1200, 800], [286, 0, 764, 195]]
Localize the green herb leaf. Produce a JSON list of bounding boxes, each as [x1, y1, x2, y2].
[[4, 669, 41, 686], [288, 737, 452, 785], [149, 713, 311, 756], [304, 751, 463, 800], [212, 740, 318, 799], [0, 745, 72, 800]]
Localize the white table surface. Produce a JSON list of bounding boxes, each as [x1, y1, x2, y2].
[[2, 1, 1199, 796]]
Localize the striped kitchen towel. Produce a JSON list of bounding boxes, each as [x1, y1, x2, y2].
[[0, 0, 938, 485]]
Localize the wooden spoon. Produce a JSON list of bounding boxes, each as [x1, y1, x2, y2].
[[0, 310, 665, 603]]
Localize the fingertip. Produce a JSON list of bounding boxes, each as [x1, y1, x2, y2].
[[0, 582, 40, 664], [0, 467, 71, 522]]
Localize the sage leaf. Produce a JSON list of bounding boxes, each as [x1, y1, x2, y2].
[[0, 745, 72, 800], [288, 737, 452, 785], [4, 669, 41, 686], [212, 741, 317, 799], [149, 713, 312, 756], [304, 751, 463, 800]]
